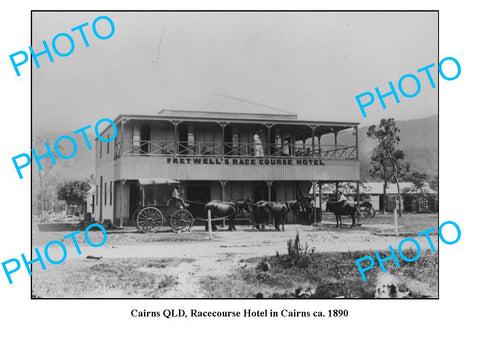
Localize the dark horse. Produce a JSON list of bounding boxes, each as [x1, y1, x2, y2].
[[251, 200, 303, 231], [204, 199, 252, 231], [299, 197, 315, 225], [326, 201, 361, 228]]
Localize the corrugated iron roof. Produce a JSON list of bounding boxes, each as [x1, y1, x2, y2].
[[163, 94, 298, 119], [310, 182, 436, 195], [97, 95, 359, 137]]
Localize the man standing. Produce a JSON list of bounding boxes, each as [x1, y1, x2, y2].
[[338, 190, 348, 208], [282, 134, 291, 156], [253, 130, 264, 157]]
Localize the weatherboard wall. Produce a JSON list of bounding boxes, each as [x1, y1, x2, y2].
[[113, 157, 360, 182]]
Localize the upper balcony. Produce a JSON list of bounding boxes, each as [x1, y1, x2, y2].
[[112, 116, 359, 162], [115, 140, 357, 160]]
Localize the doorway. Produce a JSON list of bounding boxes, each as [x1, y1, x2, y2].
[[99, 176, 103, 220], [140, 126, 151, 154], [129, 181, 141, 221], [253, 182, 271, 202], [186, 183, 211, 217], [187, 183, 211, 202]]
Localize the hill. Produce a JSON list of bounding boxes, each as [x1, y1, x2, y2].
[[32, 126, 96, 181], [357, 115, 438, 180]]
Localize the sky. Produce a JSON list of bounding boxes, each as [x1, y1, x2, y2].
[[32, 11, 438, 131]]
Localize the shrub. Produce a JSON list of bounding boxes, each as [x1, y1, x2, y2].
[[284, 231, 315, 268]]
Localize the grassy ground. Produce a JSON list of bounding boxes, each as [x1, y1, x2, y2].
[[322, 212, 438, 232], [32, 257, 195, 298], [32, 225, 211, 248], [200, 248, 438, 299], [362, 212, 437, 229], [31, 213, 439, 298]]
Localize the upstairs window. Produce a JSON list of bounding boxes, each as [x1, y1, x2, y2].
[[187, 125, 195, 154], [114, 132, 121, 157], [133, 125, 151, 155]]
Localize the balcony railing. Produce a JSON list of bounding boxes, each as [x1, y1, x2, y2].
[[117, 141, 175, 157], [320, 145, 357, 160], [115, 140, 357, 160], [179, 141, 223, 156]]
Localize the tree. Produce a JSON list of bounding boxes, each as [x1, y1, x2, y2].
[[407, 171, 430, 208], [57, 180, 91, 209], [390, 149, 409, 216], [408, 172, 429, 193], [33, 136, 62, 221], [402, 171, 431, 212], [429, 175, 439, 192], [367, 118, 408, 215], [34, 173, 64, 214]]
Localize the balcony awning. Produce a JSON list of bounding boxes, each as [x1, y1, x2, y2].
[[138, 178, 180, 185]]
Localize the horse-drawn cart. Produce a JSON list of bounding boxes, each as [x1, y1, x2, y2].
[[359, 201, 376, 218], [134, 178, 194, 233]]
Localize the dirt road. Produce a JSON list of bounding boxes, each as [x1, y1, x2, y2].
[[37, 222, 438, 298]]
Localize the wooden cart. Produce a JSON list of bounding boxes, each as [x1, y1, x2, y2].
[[134, 178, 194, 232]]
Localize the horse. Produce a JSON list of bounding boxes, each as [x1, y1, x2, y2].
[[251, 200, 302, 231], [231, 198, 253, 215], [203, 199, 252, 231], [325, 201, 361, 228], [250, 201, 271, 230], [298, 197, 315, 225]]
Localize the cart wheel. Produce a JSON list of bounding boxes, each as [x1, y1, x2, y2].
[[132, 207, 140, 222], [364, 207, 376, 218], [136, 207, 164, 232], [171, 209, 194, 232]]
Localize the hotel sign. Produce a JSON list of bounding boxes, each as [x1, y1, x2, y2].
[[166, 157, 325, 166]]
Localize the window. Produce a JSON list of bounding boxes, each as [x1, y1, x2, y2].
[[96, 185, 98, 205], [110, 181, 112, 206], [114, 132, 120, 157], [99, 139, 102, 159], [187, 125, 195, 154], [133, 125, 151, 154], [275, 128, 282, 149], [232, 126, 239, 156], [133, 125, 140, 154], [107, 134, 110, 154], [104, 182, 107, 206]]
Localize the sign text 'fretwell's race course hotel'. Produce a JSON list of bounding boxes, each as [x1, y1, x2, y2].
[[94, 95, 360, 226]]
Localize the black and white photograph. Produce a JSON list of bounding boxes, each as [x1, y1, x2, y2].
[[4, 0, 480, 338], [30, 11, 439, 299]]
